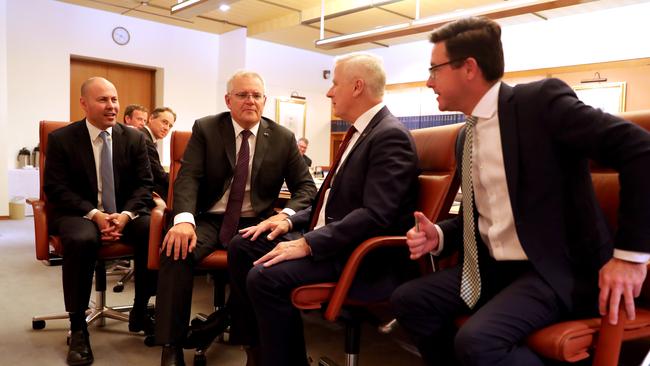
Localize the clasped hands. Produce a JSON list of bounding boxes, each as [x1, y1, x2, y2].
[[92, 211, 130, 241], [405, 211, 648, 325]]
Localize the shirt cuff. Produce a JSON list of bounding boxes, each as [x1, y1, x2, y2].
[[281, 207, 296, 216], [85, 209, 99, 220], [284, 218, 293, 231], [429, 224, 444, 256], [613, 249, 650, 263], [121, 211, 137, 220], [174, 212, 196, 227]]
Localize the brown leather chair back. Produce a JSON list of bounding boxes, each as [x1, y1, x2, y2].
[[411, 123, 462, 222], [167, 131, 192, 209], [38, 121, 69, 201]]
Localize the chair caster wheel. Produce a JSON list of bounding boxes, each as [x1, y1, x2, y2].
[[193, 353, 206, 366], [32, 320, 46, 330], [113, 284, 124, 292], [144, 335, 156, 347]]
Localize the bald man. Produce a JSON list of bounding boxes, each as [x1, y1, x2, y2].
[[44, 77, 156, 365]]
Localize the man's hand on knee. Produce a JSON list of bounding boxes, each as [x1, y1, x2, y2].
[[162, 222, 197, 260]]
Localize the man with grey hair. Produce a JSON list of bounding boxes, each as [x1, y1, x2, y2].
[[296, 137, 312, 167], [226, 52, 419, 365], [155, 70, 316, 365]]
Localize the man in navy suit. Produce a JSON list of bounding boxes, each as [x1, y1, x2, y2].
[[45, 77, 156, 365], [390, 17, 650, 366], [140, 107, 176, 201], [227, 52, 419, 366]]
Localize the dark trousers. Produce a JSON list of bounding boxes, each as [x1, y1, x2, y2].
[[227, 233, 340, 366], [155, 214, 260, 344], [54, 214, 154, 314], [390, 261, 563, 366]]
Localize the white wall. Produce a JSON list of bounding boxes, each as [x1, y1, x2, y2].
[[2, 0, 221, 215], [246, 38, 333, 167], [0, 0, 8, 216]]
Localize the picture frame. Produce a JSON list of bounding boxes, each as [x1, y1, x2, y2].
[[276, 97, 306, 138], [573, 81, 626, 114]]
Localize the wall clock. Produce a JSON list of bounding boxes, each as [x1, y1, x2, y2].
[[112, 26, 130, 46]]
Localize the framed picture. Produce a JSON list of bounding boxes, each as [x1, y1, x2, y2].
[[276, 97, 306, 138], [573, 81, 626, 114]]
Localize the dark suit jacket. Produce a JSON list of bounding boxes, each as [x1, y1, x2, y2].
[[140, 127, 169, 201], [290, 106, 419, 266], [438, 78, 650, 312], [173, 112, 316, 219], [302, 154, 312, 167], [44, 120, 154, 226]]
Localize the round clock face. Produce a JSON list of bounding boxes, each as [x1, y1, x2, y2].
[[112, 27, 130, 45]]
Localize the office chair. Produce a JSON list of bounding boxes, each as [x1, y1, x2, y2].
[[30, 120, 163, 333], [290, 122, 464, 366], [521, 109, 650, 366]]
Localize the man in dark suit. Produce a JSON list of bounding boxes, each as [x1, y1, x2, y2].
[[390, 17, 650, 366], [44, 77, 156, 366], [227, 53, 419, 366], [297, 137, 312, 167], [140, 107, 176, 201], [155, 71, 317, 365]]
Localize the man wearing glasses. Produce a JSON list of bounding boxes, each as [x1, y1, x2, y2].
[[140, 107, 176, 201], [391, 17, 650, 365], [155, 70, 317, 365]]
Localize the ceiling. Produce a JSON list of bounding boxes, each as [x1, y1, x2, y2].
[[58, 0, 648, 55]]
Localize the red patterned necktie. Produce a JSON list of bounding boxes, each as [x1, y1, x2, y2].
[[219, 129, 252, 245], [309, 125, 357, 230]]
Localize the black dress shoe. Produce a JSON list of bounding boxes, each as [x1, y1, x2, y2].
[[183, 308, 229, 349], [161, 345, 185, 366], [67, 330, 93, 366], [129, 309, 155, 335]]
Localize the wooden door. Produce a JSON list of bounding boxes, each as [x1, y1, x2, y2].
[[70, 58, 155, 122]]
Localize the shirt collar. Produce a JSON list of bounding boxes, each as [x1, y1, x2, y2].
[[144, 125, 156, 143], [85, 119, 113, 141], [471, 81, 501, 120], [231, 118, 260, 138], [352, 102, 385, 134]]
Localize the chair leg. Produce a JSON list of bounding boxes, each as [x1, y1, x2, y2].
[[344, 319, 361, 366], [86, 260, 131, 327]]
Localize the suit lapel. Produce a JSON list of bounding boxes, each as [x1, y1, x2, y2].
[[497, 83, 520, 213], [111, 123, 125, 195], [74, 121, 99, 192], [221, 115, 237, 169], [251, 118, 270, 183], [338, 106, 389, 172]]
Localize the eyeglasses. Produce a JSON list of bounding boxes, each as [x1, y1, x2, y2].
[[231, 92, 265, 102], [428, 58, 466, 80]]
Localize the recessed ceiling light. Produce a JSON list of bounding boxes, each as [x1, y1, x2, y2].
[[219, 4, 230, 11]]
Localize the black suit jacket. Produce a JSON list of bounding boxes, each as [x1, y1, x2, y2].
[[303, 154, 312, 167], [291, 106, 419, 265], [44, 120, 154, 225], [438, 78, 650, 311], [140, 127, 169, 201], [173, 112, 316, 219]]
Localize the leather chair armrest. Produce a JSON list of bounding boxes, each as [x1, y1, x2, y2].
[[28, 198, 50, 260], [323, 236, 408, 321], [148, 204, 168, 270]]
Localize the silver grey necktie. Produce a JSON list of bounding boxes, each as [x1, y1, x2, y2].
[[460, 115, 481, 309], [99, 131, 116, 213]]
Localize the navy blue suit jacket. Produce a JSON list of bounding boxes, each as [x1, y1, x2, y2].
[[438, 78, 650, 311]]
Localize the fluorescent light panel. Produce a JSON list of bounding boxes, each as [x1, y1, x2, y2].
[[315, 0, 595, 50], [171, 0, 238, 18]]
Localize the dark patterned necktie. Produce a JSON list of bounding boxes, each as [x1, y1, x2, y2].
[[309, 125, 357, 230], [219, 129, 252, 245], [460, 116, 481, 309], [99, 131, 116, 213]]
